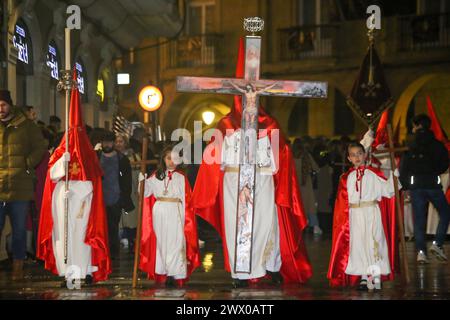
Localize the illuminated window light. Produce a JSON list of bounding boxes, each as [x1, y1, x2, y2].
[[97, 79, 105, 102], [117, 73, 130, 85]]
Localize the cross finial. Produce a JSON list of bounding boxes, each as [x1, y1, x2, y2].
[[244, 17, 264, 36]]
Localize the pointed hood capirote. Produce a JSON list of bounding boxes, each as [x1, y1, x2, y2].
[[37, 69, 111, 282]]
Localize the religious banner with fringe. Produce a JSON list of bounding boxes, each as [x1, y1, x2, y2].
[[346, 42, 393, 127]]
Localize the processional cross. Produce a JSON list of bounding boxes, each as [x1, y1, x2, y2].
[[177, 18, 328, 273]]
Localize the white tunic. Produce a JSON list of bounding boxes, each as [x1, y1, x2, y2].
[[427, 171, 450, 234], [404, 198, 414, 238], [360, 131, 415, 240], [345, 169, 394, 276], [144, 171, 187, 279], [222, 130, 281, 280], [50, 157, 97, 279]]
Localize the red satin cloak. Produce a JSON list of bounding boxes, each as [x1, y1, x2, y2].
[[139, 171, 201, 282], [327, 166, 398, 287], [38, 175, 111, 282], [426, 96, 450, 203], [37, 71, 111, 282], [191, 37, 312, 283], [194, 100, 313, 283], [192, 129, 312, 284]]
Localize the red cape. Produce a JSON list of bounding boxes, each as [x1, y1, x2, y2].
[[372, 109, 389, 149], [327, 166, 398, 287], [191, 38, 312, 283], [139, 170, 200, 283], [37, 71, 111, 282], [427, 96, 450, 202]]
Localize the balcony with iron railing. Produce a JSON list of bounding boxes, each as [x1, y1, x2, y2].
[[163, 33, 224, 70], [160, 14, 450, 78], [398, 12, 450, 51], [278, 24, 340, 61]]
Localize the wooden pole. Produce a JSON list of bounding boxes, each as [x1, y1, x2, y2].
[[386, 124, 410, 285], [132, 112, 150, 288], [63, 28, 71, 265]]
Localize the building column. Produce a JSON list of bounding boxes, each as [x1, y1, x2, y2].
[[27, 61, 51, 123], [308, 87, 334, 137], [7, 30, 18, 102]]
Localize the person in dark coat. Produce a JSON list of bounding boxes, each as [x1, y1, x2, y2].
[[400, 114, 450, 263], [0, 90, 46, 280], [97, 131, 134, 260]]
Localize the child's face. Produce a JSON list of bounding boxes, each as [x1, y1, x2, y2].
[[164, 152, 176, 170], [347, 146, 366, 167], [115, 136, 126, 151]]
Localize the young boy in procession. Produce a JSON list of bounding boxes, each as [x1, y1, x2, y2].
[[139, 146, 200, 287], [328, 142, 399, 291]]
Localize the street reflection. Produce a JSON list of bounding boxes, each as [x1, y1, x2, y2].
[[202, 253, 214, 272], [0, 237, 448, 300]]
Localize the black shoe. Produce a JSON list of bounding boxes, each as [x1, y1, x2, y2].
[[0, 258, 12, 270], [357, 280, 368, 291], [267, 271, 283, 285], [25, 253, 37, 264], [232, 279, 248, 289], [84, 275, 93, 285], [165, 276, 175, 288]]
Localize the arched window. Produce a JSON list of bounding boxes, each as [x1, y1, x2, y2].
[[46, 40, 60, 81], [75, 59, 88, 103], [96, 74, 107, 110], [13, 18, 33, 76], [14, 18, 33, 106]]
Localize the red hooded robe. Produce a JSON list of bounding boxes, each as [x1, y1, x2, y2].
[[191, 38, 313, 283], [427, 96, 450, 203], [139, 170, 201, 284], [37, 71, 111, 282]]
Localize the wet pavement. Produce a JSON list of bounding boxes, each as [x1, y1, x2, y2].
[[0, 222, 449, 300]]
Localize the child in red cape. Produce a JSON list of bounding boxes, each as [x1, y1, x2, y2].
[[139, 146, 200, 287], [328, 142, 399, 291]]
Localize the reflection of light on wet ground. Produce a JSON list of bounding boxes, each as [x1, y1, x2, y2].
[[417, 265, 426, 291], [232, 289, 285, 299], [154, 289, 186, 299], [202, 253, 214, 272], [1, 235, 449, 300]]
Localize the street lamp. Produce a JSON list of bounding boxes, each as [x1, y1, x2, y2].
[[202, 110, 215, 125]]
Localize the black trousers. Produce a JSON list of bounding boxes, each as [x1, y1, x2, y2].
[[106, 203, 122, 259]]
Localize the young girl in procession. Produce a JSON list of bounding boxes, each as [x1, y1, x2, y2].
[[328, 142, 399, 291], [139, 145, 200, 287]]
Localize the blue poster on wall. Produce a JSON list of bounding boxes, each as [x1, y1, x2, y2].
[[13, 19, 33, 75], [46, 40, 60, 81], [75, 61, 85, 94]]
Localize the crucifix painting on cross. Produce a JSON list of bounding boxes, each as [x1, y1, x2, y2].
[[180, 17, 327, 282]]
